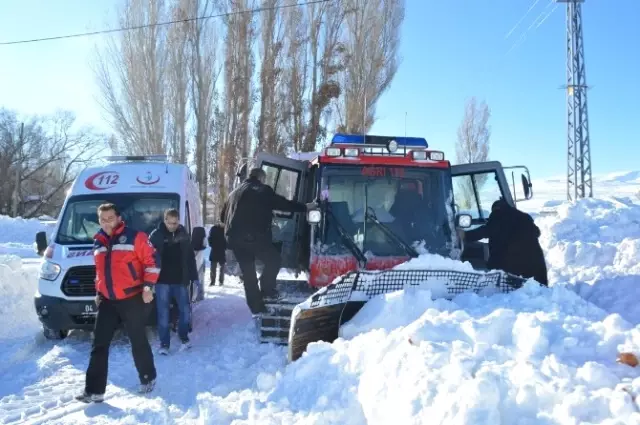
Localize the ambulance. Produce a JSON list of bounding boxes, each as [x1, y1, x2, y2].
[[33, 155, 207, 340]]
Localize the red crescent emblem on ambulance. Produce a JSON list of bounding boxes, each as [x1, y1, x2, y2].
[[85, 172, 120, 190]]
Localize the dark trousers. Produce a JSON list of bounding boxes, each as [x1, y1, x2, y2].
[[85, 295, 156, 394], [231, 241, 280, 314], [209, 259, 225, 285]]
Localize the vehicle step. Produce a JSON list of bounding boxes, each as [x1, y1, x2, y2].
[[259, 336, 288, 344], [260, 326, 290, 332], [260, 315, 291, 321]]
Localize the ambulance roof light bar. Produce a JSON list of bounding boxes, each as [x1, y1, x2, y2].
[[104, 155, 169, 163]]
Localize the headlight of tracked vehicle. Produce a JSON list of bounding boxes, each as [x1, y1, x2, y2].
[[456, 214, 472, 229], [40, 261, 61, 281], [429, 151, 445, 161], [325, 147, 341, 157], [343, 148, 359, 157], [412, 151, 427, 160], [307, 210, 322, 224]]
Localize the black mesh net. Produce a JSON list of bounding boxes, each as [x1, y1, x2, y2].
[[309, 269, 527, 308]]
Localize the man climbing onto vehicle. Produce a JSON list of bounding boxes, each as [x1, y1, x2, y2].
[[75, 203, 159, 403], [459, 199, 548, 286], [220, 167, 316, 318], [207, 221, 227, 286], [149, 208, 199, 354]]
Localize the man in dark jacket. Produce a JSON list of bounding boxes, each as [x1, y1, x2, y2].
[[208, 223, 226, 286], [149, 208, 199, 354], [75, 203, 159, 403], [460, 199, 548, 286], [220, 167, 314, 316]]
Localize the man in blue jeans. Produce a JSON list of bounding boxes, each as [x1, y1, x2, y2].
[[149, 208, 199, 354]]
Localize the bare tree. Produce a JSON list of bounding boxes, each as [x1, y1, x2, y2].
[[166, 0, 191, 163], [455, 97, 491, 209], [93, 0, 169, 155], [456, 97, 491, 165], [0, 109, 106, 218], [187, 0, 222, 220], [216, 0, 256, 204], [276, 1, 346, 153], [336, 0, 405, 133], [302, 0, 345, 151], [256, 0, 286, 154], [280, 4, 308, 152]]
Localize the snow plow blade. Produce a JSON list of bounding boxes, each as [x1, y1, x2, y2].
[[287, 269, 528, 362]]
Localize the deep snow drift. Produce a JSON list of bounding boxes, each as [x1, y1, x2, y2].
[[0, 254, 41, 340], [0, 215, 55, 258], [267, 282, 640, 425], [539, 197, 640, 325], [1, 175, 640, 423]]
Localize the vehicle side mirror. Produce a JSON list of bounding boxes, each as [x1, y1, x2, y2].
[[456, 213, 472, 229], [307, 209, 321, 225], [191, 226, 206, 251], [521, 174, 532, 200], [35, 231, 48, 256]]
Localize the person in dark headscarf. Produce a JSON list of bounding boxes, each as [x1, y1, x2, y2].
[[460, 199, 548, 286]]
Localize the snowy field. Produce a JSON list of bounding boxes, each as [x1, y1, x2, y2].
[[1, 170, 640, 424]]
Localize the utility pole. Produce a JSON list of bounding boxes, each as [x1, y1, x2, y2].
[[557, 0, 592, 201]]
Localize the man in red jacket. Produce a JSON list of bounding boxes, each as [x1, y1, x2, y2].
[[75, 203, 160, 403]]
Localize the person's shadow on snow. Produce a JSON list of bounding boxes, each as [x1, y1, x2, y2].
[[83, 402, 125, 419]]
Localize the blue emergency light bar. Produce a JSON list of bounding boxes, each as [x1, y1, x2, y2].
[[331, 133, 428, 148]]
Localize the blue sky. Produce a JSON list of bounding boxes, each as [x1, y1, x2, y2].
[[1, 0, 638, 180]]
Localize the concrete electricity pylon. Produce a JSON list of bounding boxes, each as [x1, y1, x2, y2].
[[557, 0, 592, 201]]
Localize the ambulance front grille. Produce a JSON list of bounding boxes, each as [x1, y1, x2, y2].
[[60, 266, 97, 297]]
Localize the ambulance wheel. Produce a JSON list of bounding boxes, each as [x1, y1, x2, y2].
[[43, 326, 68, 340]]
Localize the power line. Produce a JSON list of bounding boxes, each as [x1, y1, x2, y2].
[[505, 0, 557, 56], [0, 0, 332, 46], [505, 0, 543, 40]]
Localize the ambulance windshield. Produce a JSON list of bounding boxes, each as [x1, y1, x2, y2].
[[55, 193, 180, 245], [320, 165, 454, 257]]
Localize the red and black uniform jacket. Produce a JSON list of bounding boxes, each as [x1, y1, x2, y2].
[[93, 222, 160, 300]]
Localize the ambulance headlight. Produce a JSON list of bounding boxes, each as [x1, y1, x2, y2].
[[307, 209, 322, 224], [40, 261, 61, 281], [412, 151, 428, 160]]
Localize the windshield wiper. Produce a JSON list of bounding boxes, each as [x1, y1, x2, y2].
[[364, 207, 419, 258], [325, 202, 368, 267]]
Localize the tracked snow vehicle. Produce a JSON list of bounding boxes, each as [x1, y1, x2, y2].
[[230, 134, 534, 360]]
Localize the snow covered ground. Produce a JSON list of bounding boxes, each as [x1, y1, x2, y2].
[[1, 170, 640, 424], [0, 215, 55, 258]]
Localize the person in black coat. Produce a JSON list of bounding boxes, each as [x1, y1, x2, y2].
[[220, 167, 315, 316], [207, 223, 226, 286], [460, 199, 548, 286], [148, 209, 199, 353]]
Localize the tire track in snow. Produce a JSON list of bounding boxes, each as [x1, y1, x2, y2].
[[0, 277, 287, 423]]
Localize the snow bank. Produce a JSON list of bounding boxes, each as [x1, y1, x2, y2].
[[0, 215, 55, 258], [537, 197, 640, 324], [245, 282, 640, 424], [0, 255, 40, 339]]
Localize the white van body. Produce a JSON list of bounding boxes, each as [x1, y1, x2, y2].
[[33, 155, 206, 340]]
